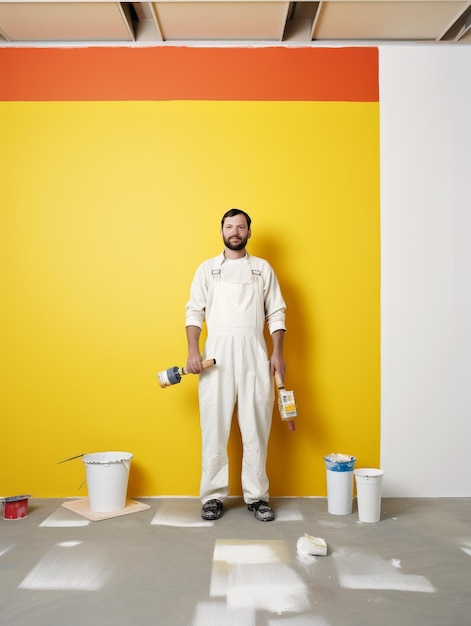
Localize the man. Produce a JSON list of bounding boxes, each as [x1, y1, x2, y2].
[[185, 208, 287, 522]]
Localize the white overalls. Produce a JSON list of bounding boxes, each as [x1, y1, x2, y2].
[[190, 254, 285, 505]]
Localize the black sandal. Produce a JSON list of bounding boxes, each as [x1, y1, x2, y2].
[[247, 500, 275, 522], [201, 499, 223, 520]]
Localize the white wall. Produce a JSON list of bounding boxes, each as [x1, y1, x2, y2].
[[380, 46, 471, 496]]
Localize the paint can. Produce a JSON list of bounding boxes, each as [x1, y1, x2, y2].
[[2, 495, 31, 520], [354, 468, 384, 523], [82, 452, 133, 513], [324, 454, 356, 515]]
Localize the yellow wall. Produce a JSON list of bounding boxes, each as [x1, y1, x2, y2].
[[1, 99, 379, 497]]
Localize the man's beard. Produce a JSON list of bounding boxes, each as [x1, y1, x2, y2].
[[223, 235, 248, 251]]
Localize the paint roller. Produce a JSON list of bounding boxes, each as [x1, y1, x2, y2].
[[297, 534, 328, 559], [275, 371, 297, 431], [157, 358, 216, 388]]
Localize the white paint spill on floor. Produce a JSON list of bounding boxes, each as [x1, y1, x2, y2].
[[190, 600, 255, 626], [317, 517, 350, 529], [226, 562, 311, 613], [333, 548, 436, 593], [0, 545, 13, 557], [39, 509, 90, 527], [339, 574, 436, 592], [211, 540, 289, 598], [273, 501, 304, 522], [18, 542, 110, 591], [267, 615, 330, 626], [151, 500, 213, 527], [210, 540, 310, 614], [458, 538, 471, 556], [213, 540, 290, 565]]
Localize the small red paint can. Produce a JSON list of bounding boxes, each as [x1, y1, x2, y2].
[[2, 495, 31, 520]]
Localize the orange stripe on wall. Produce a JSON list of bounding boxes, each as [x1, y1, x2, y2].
[[0, 47, 378, 102]]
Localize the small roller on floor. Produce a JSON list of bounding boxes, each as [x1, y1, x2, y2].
[[297, 533, 328, 558]]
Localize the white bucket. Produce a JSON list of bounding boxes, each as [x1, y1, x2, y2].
[[82, 451, 133, 513], [324, 454, 356, 515], [354, 468, 384, 523]]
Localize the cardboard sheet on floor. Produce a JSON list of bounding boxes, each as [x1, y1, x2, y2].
[[62, 498, 150, 521]]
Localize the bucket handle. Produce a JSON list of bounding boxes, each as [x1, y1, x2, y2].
[[57, 453, 85, 464]]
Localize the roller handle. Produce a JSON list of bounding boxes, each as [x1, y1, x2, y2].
[[157, 358, 216, 388], [274, 370, 284, 389], [182, 358, 216, 375]]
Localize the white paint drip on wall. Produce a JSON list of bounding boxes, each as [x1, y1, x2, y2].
[[151, 500, 213, 527], [18, 542, 111, 591], [190, 600, 255, 626], [333, 548, 436, 593], [39, 509, 90, 527], [210, 540, 310, 614]]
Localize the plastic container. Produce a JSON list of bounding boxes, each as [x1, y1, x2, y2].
[[354, 468, 384, 523], [324, 454, 356, 515], [82, 451, 133, 513], [2, 495, 31, 520]]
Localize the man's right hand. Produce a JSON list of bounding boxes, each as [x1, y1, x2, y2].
[[186, 353, 203, 374]]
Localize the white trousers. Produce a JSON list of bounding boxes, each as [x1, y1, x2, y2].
[[199, 333, 274, 505]]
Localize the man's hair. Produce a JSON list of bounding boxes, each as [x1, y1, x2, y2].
[[221, 208, 251, 230]]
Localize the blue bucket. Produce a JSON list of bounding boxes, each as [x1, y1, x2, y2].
[[324, 454, 356, 515], [324, 453, 356, 472]]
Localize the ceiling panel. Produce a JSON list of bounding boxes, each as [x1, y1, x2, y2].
[[153, 1, 290, 41], [0, 1, 134, 42], [313, 1, 468, 41], [0, 0, 470, 45]]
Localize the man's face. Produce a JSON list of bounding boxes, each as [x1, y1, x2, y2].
[[222, 215, 251, 251]]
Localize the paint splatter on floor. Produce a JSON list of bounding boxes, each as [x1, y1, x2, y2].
[[210, 540, 310, 614], [39, 509, 90, 527], [267, 616, 330, 626], [0, 545, 13, 557], [333, 548, 436, 592], [213, 539, 290, 565], [459, 538, 471, 556], [224, 563, 311, 613], [273, 500, 304, 522], [18, 541, 111, 591], [190, 600, 255, 626], [151, 500, 213, 527]]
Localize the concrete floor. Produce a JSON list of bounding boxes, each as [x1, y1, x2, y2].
[[1, 497, 471, 625]]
